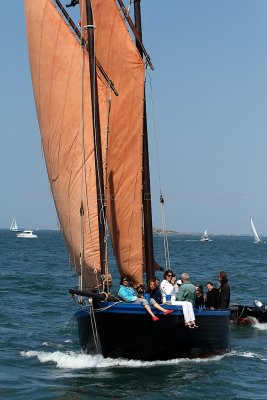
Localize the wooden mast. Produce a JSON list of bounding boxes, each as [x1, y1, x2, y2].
[[85, 0, 106, 279], [134, 0, 155, 282]]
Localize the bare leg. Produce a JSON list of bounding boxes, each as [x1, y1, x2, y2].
[[144, 304, 156, 317]]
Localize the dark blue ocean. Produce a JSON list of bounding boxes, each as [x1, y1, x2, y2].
[[1, 230, 267, 400]]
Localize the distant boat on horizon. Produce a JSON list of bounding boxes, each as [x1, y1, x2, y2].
[[10, 218, 21, 232], [200, 228, 212, 242], [250, 217, 262, 244], [17, 230, 38, 239]]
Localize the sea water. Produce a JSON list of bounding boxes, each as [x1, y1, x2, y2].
[[1, 230, 267, 399]]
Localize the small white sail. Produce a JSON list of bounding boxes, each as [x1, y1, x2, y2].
[[250, 218, 261, 243], [10, 218, 19, 232], [200, 228, 211, 241]]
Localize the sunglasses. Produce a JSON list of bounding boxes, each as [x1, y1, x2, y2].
[[167, 274, 173, 277]]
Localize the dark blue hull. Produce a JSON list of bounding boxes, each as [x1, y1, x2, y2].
[[75, 302, 230, 361]]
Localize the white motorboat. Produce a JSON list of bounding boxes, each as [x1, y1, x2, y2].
[[17, 230, 38, 238]]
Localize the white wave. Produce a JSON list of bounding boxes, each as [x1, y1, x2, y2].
[[42, 342, 54, 347], [230, 350, 266, 360], [252, 321, 267, 331], [20, 350, 225, 369]]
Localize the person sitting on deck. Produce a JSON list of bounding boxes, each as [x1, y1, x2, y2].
[[160, 270, 177, 303], [142, 279, 173, 315], [205, 281, 218, 310], [177, 272, 196, 306], [145, 279, 162, 304], [161, 271, 198, 328], [118, 276, 172, 321]]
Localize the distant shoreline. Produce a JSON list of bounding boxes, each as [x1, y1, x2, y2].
[[1, 227, 255, 237], [153, 229, 253, 237]]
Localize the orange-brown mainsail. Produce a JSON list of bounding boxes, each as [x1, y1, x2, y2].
[[25, 0, 111, 288], [25, 0, 149, 287]]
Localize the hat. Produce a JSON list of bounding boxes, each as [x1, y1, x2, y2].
[[177, 280, 182, 286]]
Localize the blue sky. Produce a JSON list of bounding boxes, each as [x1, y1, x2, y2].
[[1, 0, 267, 235]]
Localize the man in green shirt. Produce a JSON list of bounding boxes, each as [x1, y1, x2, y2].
[[177, 273, 196, 306]]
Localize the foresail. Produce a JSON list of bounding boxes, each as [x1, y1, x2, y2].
[[83, 0, 145, 284], [25, 0, 109, 288]]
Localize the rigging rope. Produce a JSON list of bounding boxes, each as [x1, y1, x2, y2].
[[148, 72, 170, 270], [102, 85, 113, 293], [89, 300, 102, 354], [79, 6, 86, 292]]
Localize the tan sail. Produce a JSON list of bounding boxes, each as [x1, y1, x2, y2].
[[25, 0, 110, 288], [81, 0, 145, 284]]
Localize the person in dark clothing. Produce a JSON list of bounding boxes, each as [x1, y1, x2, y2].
[[205, 281, 218, 309], [194, 284, 205, 309], [146, 279, 163, 304], [217, 271, 230, 309]]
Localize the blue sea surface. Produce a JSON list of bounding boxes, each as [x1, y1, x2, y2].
[[1, 230, 267, 399]]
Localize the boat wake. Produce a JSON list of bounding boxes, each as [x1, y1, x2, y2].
[[252, 320, 267, 331], [21, 350, 225, 369], [230, 350, 267, 361]]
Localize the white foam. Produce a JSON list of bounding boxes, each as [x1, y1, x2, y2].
[[20, 350, 225, 369], [230, 350, 266, 360], [253, 321, 267, 331]]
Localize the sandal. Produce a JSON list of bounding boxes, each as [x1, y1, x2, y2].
[[152, 316, 159, 321]]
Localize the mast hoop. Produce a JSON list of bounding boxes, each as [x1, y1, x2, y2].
[[84, 24, 96, 30]]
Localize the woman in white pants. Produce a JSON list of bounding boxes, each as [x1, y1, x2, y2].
[[160, 270, 197, 328]]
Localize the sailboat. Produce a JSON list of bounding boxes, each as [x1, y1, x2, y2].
[[10, 218, 20, 232], [200, 228, 211, 242], [25, 0, 230, 360], [250, 218, 262, 244]]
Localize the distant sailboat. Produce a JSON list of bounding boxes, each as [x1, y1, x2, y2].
[[200, 228, 211, 242], [10, 218, 20, 232], [250, 218, 262, 243]]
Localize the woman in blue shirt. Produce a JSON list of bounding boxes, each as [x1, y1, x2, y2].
[[118, 276, 173, 321]]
